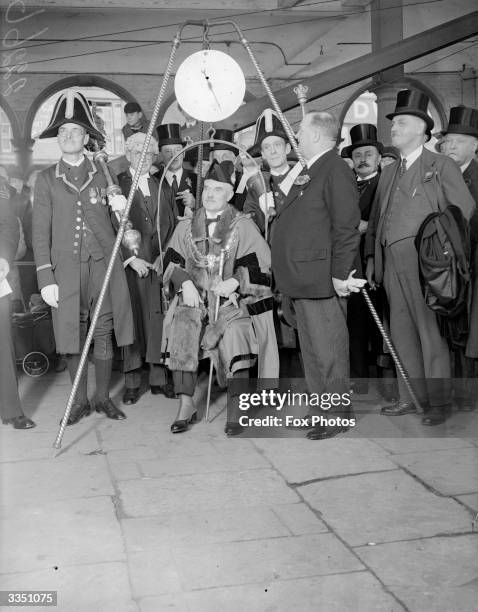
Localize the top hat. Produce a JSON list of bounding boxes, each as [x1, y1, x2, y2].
[[247, 109, 288, 158], [204, 159, 234, 186], [38, 89, 104, 140], [156, 123, 185, 147], [441, 106, 478, 138], [341, 124, 383, 158], [124, 101, 142, 114], [386, 89, 434, 133], [210, 128, 237, 153]]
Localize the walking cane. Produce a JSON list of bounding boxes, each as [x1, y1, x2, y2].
[[205, 248, 226, 422], [361, 287, 423, 413]]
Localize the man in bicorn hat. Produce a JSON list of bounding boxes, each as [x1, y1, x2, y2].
[[33, 89, 134, 425], [210, 128, 248, 212], [441, 106, 478, 408], [271, 111, 365, 440], [117, 132, 176, 406], [365, 89, 475, 424], [160, 160, 279, 436], [122, 101, 148, 141], [243, 108, 293, 235], [155, 123, 197, 221]]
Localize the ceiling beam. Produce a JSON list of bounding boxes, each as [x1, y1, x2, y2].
[[224, 10, 478, 130]]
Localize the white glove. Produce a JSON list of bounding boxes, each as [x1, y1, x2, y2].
[[109, 194, 127, 213], [41, 284, 59, 308], [259, 192, 275, 216], [332, 270, 367, 297]]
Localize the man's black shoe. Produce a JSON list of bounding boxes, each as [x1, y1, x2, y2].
[[151, 384, 176, 399], [59, 401, 91, 426], [123, 388, 140, 405], [381, 401, 417, 416], [421, 406, 450, 426], [3, 415, 36, 429], [224, 422, 244, 437], [96, 398, 126, 420], [307, 423, 349, 440]]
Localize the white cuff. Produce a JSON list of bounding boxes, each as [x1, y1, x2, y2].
[[123, 255, 136, 268]]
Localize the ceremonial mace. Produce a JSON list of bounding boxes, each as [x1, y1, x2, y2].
[[205, 248, 226, 423]]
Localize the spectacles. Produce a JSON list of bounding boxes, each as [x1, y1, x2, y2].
[[58, 127, 85, 137]]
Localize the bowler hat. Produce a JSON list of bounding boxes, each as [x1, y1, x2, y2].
[[342, 124, 383, 158], [386, 89, 434, 133], [441, 106, 478, 138], [38, 89, 104, 140], [124, 101, 142, 114], [156, 123, 185, 147]]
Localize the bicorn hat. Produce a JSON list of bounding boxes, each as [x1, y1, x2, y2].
[[156, 123, 185, 147], [210, 128, 237, 153], [247, 109, 288, 158], [38, 89, 104, 140], [204, 159, 235, 186], [386, 89, 434, 134], [341, 124, 383, 158], [441, 105, 478, 138]]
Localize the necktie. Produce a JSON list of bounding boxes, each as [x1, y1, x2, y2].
[[399, 158, 407, 177], [171, 174, 178, 199]]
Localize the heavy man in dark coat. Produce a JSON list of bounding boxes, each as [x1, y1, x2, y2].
[[271, 111, 365, 440], [0, 176, 36, 429], [365, 90, 475, 425], [118, 132, 176, 405], [441, 106, 478, 408], [33, 90, 134, 425]]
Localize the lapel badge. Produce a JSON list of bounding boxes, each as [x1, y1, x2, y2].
[[423, 171, 434, 182]]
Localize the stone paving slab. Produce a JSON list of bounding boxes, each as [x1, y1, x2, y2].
[[299, 471, 473, 546], [455, 493, 478, 512], [271, 502, 329, 535], [127, 549, 182, 598], [138, 572, 405, 612], [356, 534, 478, 612], [2, 455, 113, 505], [0, 497, 124, 575], [171, 533, 364, 590], [252, 438, 397, 483], [121, 504, 321, 551], [371, 436, 474, 455], [119, 469, 299, 517], [390, 447, 478, 495], [0, 562, 136, 612], [0, 429, 101, 462]]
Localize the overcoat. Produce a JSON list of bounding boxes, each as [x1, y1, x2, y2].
[[33, 158, 134, 354], [462, 158, 478, 357]]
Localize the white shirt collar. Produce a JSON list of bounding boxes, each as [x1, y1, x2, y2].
[[461, 159, 472, 173], [306, 147, 333, 169], [62, 155, 85, 167], [357, 171, 378, 182], [401, 145, 423, 169], [270, 165, 290, 177], [129, 166, 151, 197], [165, 167, 183, 186]]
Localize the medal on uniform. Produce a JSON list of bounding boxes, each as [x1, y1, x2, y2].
[[89, 187, 98, 204], [100, 187, 107, 205]]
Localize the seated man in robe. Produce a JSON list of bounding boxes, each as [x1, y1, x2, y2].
[[161, 161, 279, 436]]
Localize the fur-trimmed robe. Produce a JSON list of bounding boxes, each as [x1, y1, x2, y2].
[[160, 205, 279, 380]]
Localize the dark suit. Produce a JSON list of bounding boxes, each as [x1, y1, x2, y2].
[[271, 149, 361, 409], [462, 159, 478, 359], [367, 147, 475, 408], [155, 167, 197, 219], [117, 171, 175, 388], [0, 177, 23, 420]]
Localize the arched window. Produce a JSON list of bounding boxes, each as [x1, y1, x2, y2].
[[0, 106, 15, 167], [31, 86, 126, 167]]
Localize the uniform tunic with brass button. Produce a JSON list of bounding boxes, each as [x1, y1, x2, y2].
[[33, 157, 133, 355]]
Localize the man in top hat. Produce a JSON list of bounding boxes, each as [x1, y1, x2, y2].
[[342, 124, 385, 393], [33, 89, 134, 425], [243, 109, 292, 235], [365, 89, 475, 424], [160, 160, 279, 436], [117, 132, 176, 405], [271, 111, 365, 440], [122, 101, 148, 141], [155, 123, 197, 220], [440, 106, 478, 407], [210, 128, 248, 212]]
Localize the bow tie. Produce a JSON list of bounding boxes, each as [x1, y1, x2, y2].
[[205, 216, 221, 227]]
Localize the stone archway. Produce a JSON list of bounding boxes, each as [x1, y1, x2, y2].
[[0, 95, 24, 170]]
